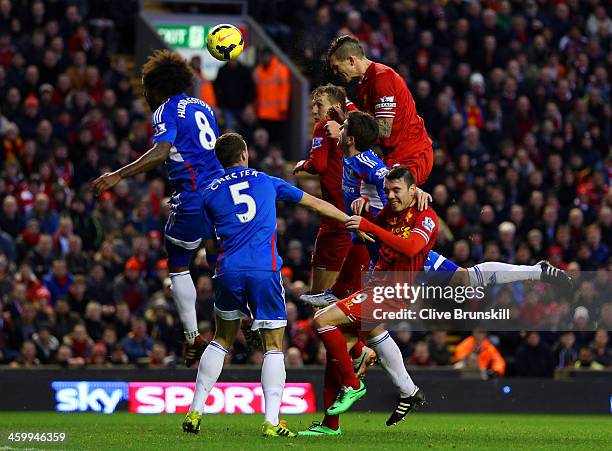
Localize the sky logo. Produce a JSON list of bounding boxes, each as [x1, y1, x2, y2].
[[52, 381, 129, 414]]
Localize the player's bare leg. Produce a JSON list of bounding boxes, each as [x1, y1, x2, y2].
[[260, 327, 295, 437], [184, 316, 240, 434], [169, 262, 208, 367], [311, 268, 340, 293]]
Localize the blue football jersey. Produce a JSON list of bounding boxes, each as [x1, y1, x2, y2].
[[201, 166, 304, 274], [342, 150, 388, 216], [151, 93, 224, 193]]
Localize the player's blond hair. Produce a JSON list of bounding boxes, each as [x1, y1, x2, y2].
[[312, 84, 347, 106]]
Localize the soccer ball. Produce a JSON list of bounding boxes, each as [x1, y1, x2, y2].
[[207, 24, 244, 61]]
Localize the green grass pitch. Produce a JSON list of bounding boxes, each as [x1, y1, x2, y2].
[[0, 412, 610, 450]]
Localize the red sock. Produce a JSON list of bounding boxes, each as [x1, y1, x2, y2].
[[331, 244, 370, 298], [349, 340, 365, 360], [317, 326, 360, 389], [321, 354, 341, 430]]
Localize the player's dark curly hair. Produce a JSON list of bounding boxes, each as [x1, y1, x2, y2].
[[215, 132, 247, 168], [312, 84, 347, 107], [327, 35, 365, 61], [386, 166, 416, 187], [141, 50, 193, 100], [346, 111, 378, 151]]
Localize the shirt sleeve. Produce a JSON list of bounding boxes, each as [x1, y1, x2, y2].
[[269, 176, 304, 204], [303, 122, 329, 175], [152, 102, 178, 144], [411, 208, 438, 247], [359, 207, 438, 257], [346, 99, 358, 112], [371, 71, 398, 120], [365, 159, 389, 202]]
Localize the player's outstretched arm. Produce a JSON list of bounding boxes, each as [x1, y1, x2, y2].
[[300, 193, 375, 243], [346, 215, 428, 257], [92, 142, 172, 194], [299, 192, 348, 224]]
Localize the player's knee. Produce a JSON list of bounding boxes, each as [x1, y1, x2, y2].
[[313, 309, 331, 329]]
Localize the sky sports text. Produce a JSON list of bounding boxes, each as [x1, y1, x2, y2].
[[51, 381, 315, 414]]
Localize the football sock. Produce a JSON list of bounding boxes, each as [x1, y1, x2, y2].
[[467, 263, 541, 287], [331, 244, 371, 298], [190, 341, 227, 414], [262, 351, 286, 426], [368, 331, 416, 398], [317, 326, 360, 389], [350, 340, 365, 360], [322, 354, 342, 430], [169, 271, 199, 344]]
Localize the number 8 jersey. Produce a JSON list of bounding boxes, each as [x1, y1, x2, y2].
[[152, 93, 224, 195]]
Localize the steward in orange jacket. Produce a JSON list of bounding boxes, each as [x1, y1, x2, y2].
[[253, 50, 290, 122], [454, 331, 506, 376]]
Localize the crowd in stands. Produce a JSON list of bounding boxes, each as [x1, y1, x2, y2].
[[1, 0, 611, 375]]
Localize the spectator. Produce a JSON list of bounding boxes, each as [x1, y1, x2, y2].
[[515, 332, 554, 378], [31, 325, 59, 364], [574, 347, 604, 371], [146, 297, 181, 355], [454, 329, 506, 377], [590, 330, 611, 367], [121, 317, 154, 363], [407, 341, 432, 367], [0, 195, 22, 238], [428, 330, 451, 366], [62, 323, 93, 358], [149, 341, 173, 369], [52, 297, 80, 341], [553, 331, 578, 369], [286, 346, 305, 368], [88, 342, 109, 367], [42, 258, 73, 305], [213, 59, 255, 131], [112, 257, 147, 313], [9, 340, 39, 368]]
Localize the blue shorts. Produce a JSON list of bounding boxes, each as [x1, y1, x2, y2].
[[164, 192, 206, 267], [420, 250, 460, 286], [213, 270, 286, 330]]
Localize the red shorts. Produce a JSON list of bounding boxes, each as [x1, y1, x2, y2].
[[336, 286, 406, 327], [384, 145, 433, 186], [311, 227, 352, 272], [336, 288, 380, 327]]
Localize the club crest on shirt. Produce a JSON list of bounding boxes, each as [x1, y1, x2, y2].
[[421, 217, 435, 232], [312, 137, 323, 149]]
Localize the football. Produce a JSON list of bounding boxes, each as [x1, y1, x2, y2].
[[207, 24, 244, 61]]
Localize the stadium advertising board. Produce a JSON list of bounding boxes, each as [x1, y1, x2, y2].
[[50, 381, 315, 415]]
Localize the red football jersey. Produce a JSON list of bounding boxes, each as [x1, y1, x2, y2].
[[303, 120, 345, 229], [371, 204, 438, 274], [355, 62, 433, 182]]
